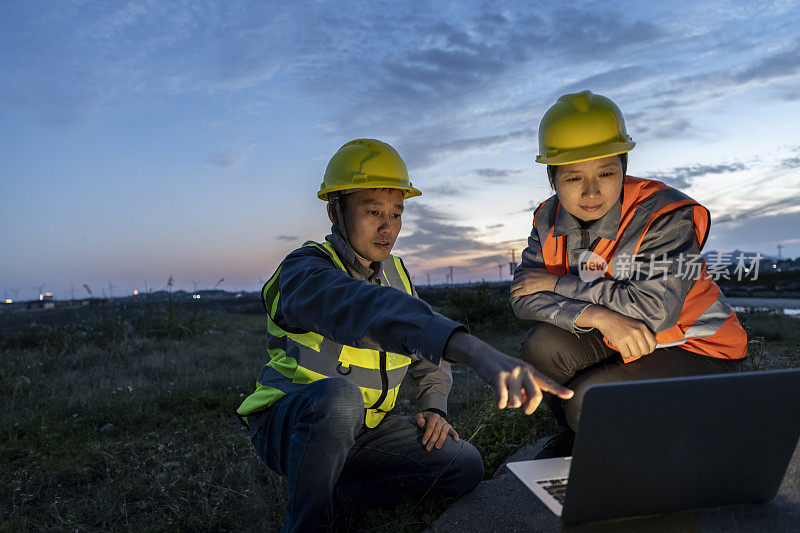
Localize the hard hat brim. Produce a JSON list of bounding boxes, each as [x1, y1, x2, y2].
[[536, 140, 635, 165], [318, 182, 422, 201]]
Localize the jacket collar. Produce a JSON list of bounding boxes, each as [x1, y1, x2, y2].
[[326, 225, 381, 281], [552, 199, 622, 240]]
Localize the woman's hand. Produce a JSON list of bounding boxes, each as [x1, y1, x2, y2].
[[510, 268, 560, 298], [577, 305, 657, 360]]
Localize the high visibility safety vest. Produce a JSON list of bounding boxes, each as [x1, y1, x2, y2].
[[534, 176, 747, 362], [237, 240, 415, 429]]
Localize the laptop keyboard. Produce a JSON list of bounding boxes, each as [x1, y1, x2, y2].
[[538, 477, 569, 504]]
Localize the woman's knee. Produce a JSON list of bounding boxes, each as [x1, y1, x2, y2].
[[562, 381, 588, 432], [562, 364, 626, 431], [521, 322, 564, 364], [521, 322, 588, 380]]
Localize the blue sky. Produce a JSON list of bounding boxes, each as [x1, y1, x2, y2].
[[2, 0, 800, 300]]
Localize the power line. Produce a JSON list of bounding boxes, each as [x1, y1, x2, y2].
[[697, 163, 800, 204], [714, 193, 800, 224]]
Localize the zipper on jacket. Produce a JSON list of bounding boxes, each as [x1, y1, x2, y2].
[[368, 351, 389, 409], [581, 228, 590, 249]]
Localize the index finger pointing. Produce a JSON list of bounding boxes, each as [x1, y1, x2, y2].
[[534, 372, 573, 400]]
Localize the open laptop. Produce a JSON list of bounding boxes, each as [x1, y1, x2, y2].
[[507, 368, 800, 524]]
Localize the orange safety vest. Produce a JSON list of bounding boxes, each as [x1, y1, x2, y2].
[[535, 176, 747, 362]]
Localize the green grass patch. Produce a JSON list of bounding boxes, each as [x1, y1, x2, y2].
[[4, 289, 795, 531], [739, 311, 800, 343]]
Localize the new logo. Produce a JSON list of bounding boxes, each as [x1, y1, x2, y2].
[[578, 251, 608, 282]]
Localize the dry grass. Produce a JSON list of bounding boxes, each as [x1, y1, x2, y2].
[[5, 292, 794, 531], [1, 312, 289, 531], [0, 302, 553, 532]]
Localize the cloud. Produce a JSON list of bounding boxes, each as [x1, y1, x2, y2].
[[633, 116, 693, 140], [401, 128, 536, 169], [461, 252, 510, 267], [0, 3, 293, 126], [205, 147, 244, 168], [648, 162, 747, 188], [639, 37, 800, 127], [422, 183, 466, 197], [276, 235, 298, 242], [554, 66, 653, 97], [394, 202, 505, 262], [708, 210, 800, 258], [362, 12, 547, 107], [778, 147, 800, 168], [733, 38, 800, 84], [474, 168, 522, 178], [516, 199, 546, 215], [547, 8, 663, 61], [714, 193, 800, 225], [312, 4, 666, 138]]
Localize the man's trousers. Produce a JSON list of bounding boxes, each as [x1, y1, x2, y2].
[[249, 378, 483, 532]]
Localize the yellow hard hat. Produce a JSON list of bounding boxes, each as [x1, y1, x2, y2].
[[536, 90, 635, 165], [317, 139, 422, 200]]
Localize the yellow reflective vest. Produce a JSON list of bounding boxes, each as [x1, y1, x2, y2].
[[237, 240, 415, 428]]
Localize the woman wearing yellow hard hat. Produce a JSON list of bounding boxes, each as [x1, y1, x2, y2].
[[510, 90, 747, 458]]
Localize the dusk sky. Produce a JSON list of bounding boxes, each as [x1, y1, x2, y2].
[[3, 1, 800, 301]]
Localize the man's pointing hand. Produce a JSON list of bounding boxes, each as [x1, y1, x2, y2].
[[444, 331, 573, 414]]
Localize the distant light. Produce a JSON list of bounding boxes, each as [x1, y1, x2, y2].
[[193, 294, 201, 299], [44, 292, 52, 296], [773, 264, 777, 268], [4, 299, 12, 304], [133, 290, 139, 296]]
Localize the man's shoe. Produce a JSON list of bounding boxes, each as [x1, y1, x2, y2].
[[533, 431, 574, 459]]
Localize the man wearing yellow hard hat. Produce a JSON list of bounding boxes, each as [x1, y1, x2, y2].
[[510, 91, 747, 459], [238, 138, 572, 530]]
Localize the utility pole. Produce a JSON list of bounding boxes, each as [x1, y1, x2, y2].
[[426, 272, 431, 286], [509, 249, 517, 276], [777, 242, 783, 260], [449, 266, 454, 285], [497, 263, 504, 281]]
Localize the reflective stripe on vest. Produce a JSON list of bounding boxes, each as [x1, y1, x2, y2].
[[534, 176, 746, 361], [237, 240, 415, 428]]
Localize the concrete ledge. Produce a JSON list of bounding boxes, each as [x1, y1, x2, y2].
[[431, 436, 800, 532]]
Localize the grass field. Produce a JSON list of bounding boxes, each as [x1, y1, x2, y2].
[[1, 287, 798, 531]]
